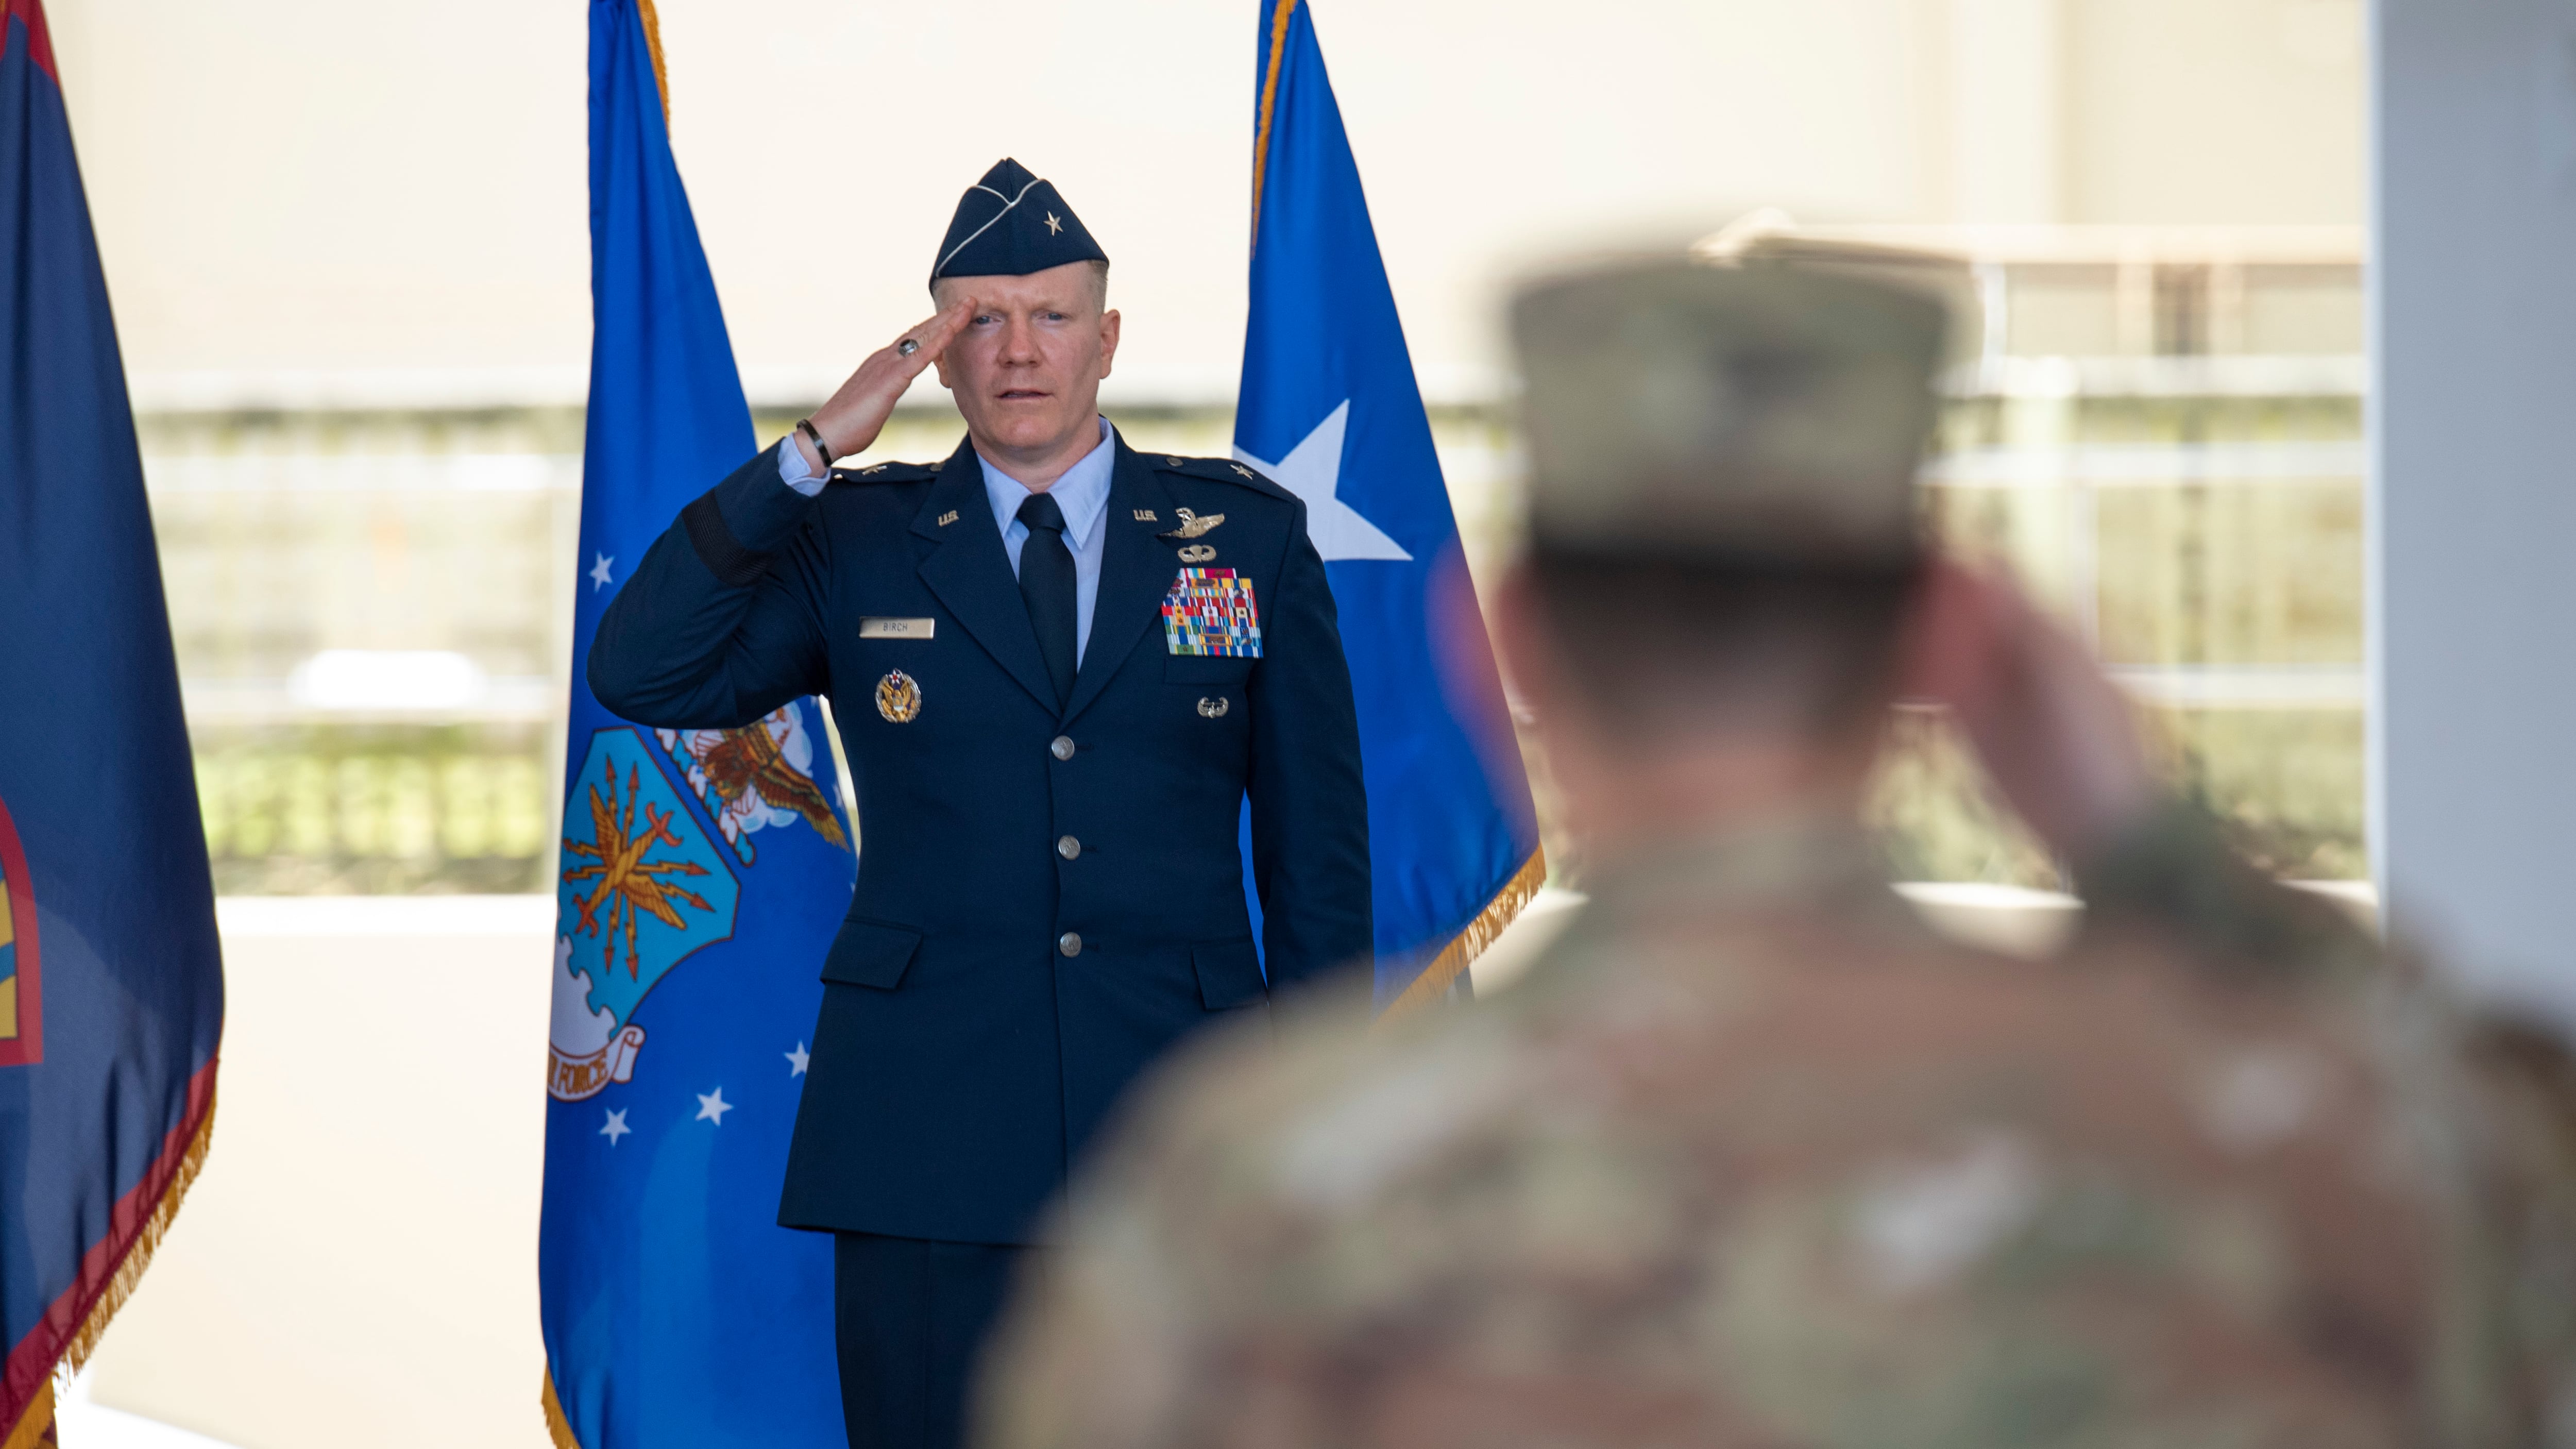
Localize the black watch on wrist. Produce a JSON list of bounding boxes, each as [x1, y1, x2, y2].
[[796, 417, 836, 466]]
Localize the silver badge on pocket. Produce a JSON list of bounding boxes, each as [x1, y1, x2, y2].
[[1197, 696, 1230, 718]]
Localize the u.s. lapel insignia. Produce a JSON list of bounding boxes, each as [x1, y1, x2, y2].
[[1197, 696, 1230, 718], [1160, 508, 1224, 540], [1132, 508, 1158, 522], [1166, 456, 1187, 467], [875, 670, 923, 723], [936, 510, 959, 527], [1178, 543, 1216, 564]]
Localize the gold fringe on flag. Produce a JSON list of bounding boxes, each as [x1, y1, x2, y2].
[[1248, 0, 1298, 243], [55, 1085, 217, 1376], [0, 1381, 53, 1449], [542, 1369, 582, 1449], [1, 1084, 215, 1449], [636, 0, 671, 124], [1380, 849, 1548, 1020]]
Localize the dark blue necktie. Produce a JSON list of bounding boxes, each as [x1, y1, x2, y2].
[[1015, 492, 1078, 708]]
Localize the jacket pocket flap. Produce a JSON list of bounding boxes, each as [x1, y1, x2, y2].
[[1192, 938, 1268, 1010], [820, 919, 923, 990]]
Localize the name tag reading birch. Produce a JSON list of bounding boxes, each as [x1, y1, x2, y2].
[[1163, 568, 1262, 657], [859, 617, 936, 640]]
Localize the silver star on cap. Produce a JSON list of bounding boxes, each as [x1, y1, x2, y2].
[[1043, 211, 1063, 235]]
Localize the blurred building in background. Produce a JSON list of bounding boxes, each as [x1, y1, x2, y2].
[[60, 0, 2367, 896], [1793, 223, 2371, 884], [152, 222, 2367, 894]]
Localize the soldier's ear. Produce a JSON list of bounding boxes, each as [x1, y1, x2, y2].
[[1096, 309, 1121, 380]]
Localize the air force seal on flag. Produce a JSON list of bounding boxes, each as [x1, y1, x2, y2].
[[548, 728, 741, 1101]]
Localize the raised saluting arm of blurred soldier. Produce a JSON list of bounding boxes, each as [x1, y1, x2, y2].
[[1920, 557, 2576, 1440]]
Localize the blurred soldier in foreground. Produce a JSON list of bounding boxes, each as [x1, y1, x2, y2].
[[976, 258, 2576, 1448]]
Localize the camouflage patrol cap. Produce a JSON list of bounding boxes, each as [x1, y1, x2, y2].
[[1508, 258, 1946, 565]]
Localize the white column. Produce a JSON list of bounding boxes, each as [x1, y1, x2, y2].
[[1951, 0, 2066, 223], [2376, 0, 2576, 1025]]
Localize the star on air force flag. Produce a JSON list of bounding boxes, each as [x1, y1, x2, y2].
[[539, 5, 853, 1445], [1239, 0, 1543, 1010]]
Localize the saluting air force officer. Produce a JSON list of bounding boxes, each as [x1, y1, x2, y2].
[[588, 159, 1373, 1448]]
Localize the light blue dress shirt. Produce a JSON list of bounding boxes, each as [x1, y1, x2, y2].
[[778, 416, 1116, 663]]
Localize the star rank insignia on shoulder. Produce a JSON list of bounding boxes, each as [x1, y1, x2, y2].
[[1148, 453, 1289, 498], [827, 460, 938, 486]]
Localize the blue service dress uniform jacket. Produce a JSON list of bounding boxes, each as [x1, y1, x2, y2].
[[588, 433, 1373, 1245]]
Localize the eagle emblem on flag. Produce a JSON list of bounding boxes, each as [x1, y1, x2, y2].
[[655, 702, 848, 865]]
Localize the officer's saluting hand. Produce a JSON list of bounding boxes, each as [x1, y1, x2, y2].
[[588, 158, 1372, 1449], [788, 289, 980, 477]]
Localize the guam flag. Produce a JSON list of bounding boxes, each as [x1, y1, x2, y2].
[[1239, 0, 1543, 1009], [538, 4, 853, 1445], [0, 0, 227, 1442]]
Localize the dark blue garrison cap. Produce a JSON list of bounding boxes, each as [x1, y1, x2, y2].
[[930, 158, 1108, 290]]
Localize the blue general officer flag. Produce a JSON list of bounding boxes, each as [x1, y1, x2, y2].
[[1239, 0, 1543, 1009], [0, 0, 225, 1441], [539, 5, 850, 1444]]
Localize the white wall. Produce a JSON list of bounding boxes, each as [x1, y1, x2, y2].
[[81, 901, 557, 1449], [2067, 0, 2364, 225], [49, 0, 2359, 412]]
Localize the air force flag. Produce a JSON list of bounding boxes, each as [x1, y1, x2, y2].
[[1240, 0, 1544, 1009], [538, 5, 853, 1445]]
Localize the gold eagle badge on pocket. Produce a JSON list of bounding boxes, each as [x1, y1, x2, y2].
[[875, 670, 922, 723]]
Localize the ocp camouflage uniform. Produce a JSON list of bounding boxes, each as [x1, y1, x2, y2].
[[978, 805, 2576, 1448], [978, 253, 2576, 1449]]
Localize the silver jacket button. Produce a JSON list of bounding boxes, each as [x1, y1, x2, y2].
[[1056, 835, 1081, 860], [1049, 735, 1076, 761], [1057, 932, 1082, 957]]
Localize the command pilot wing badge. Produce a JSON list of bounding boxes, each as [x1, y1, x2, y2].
[[1159, 508, 1225, 540]]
